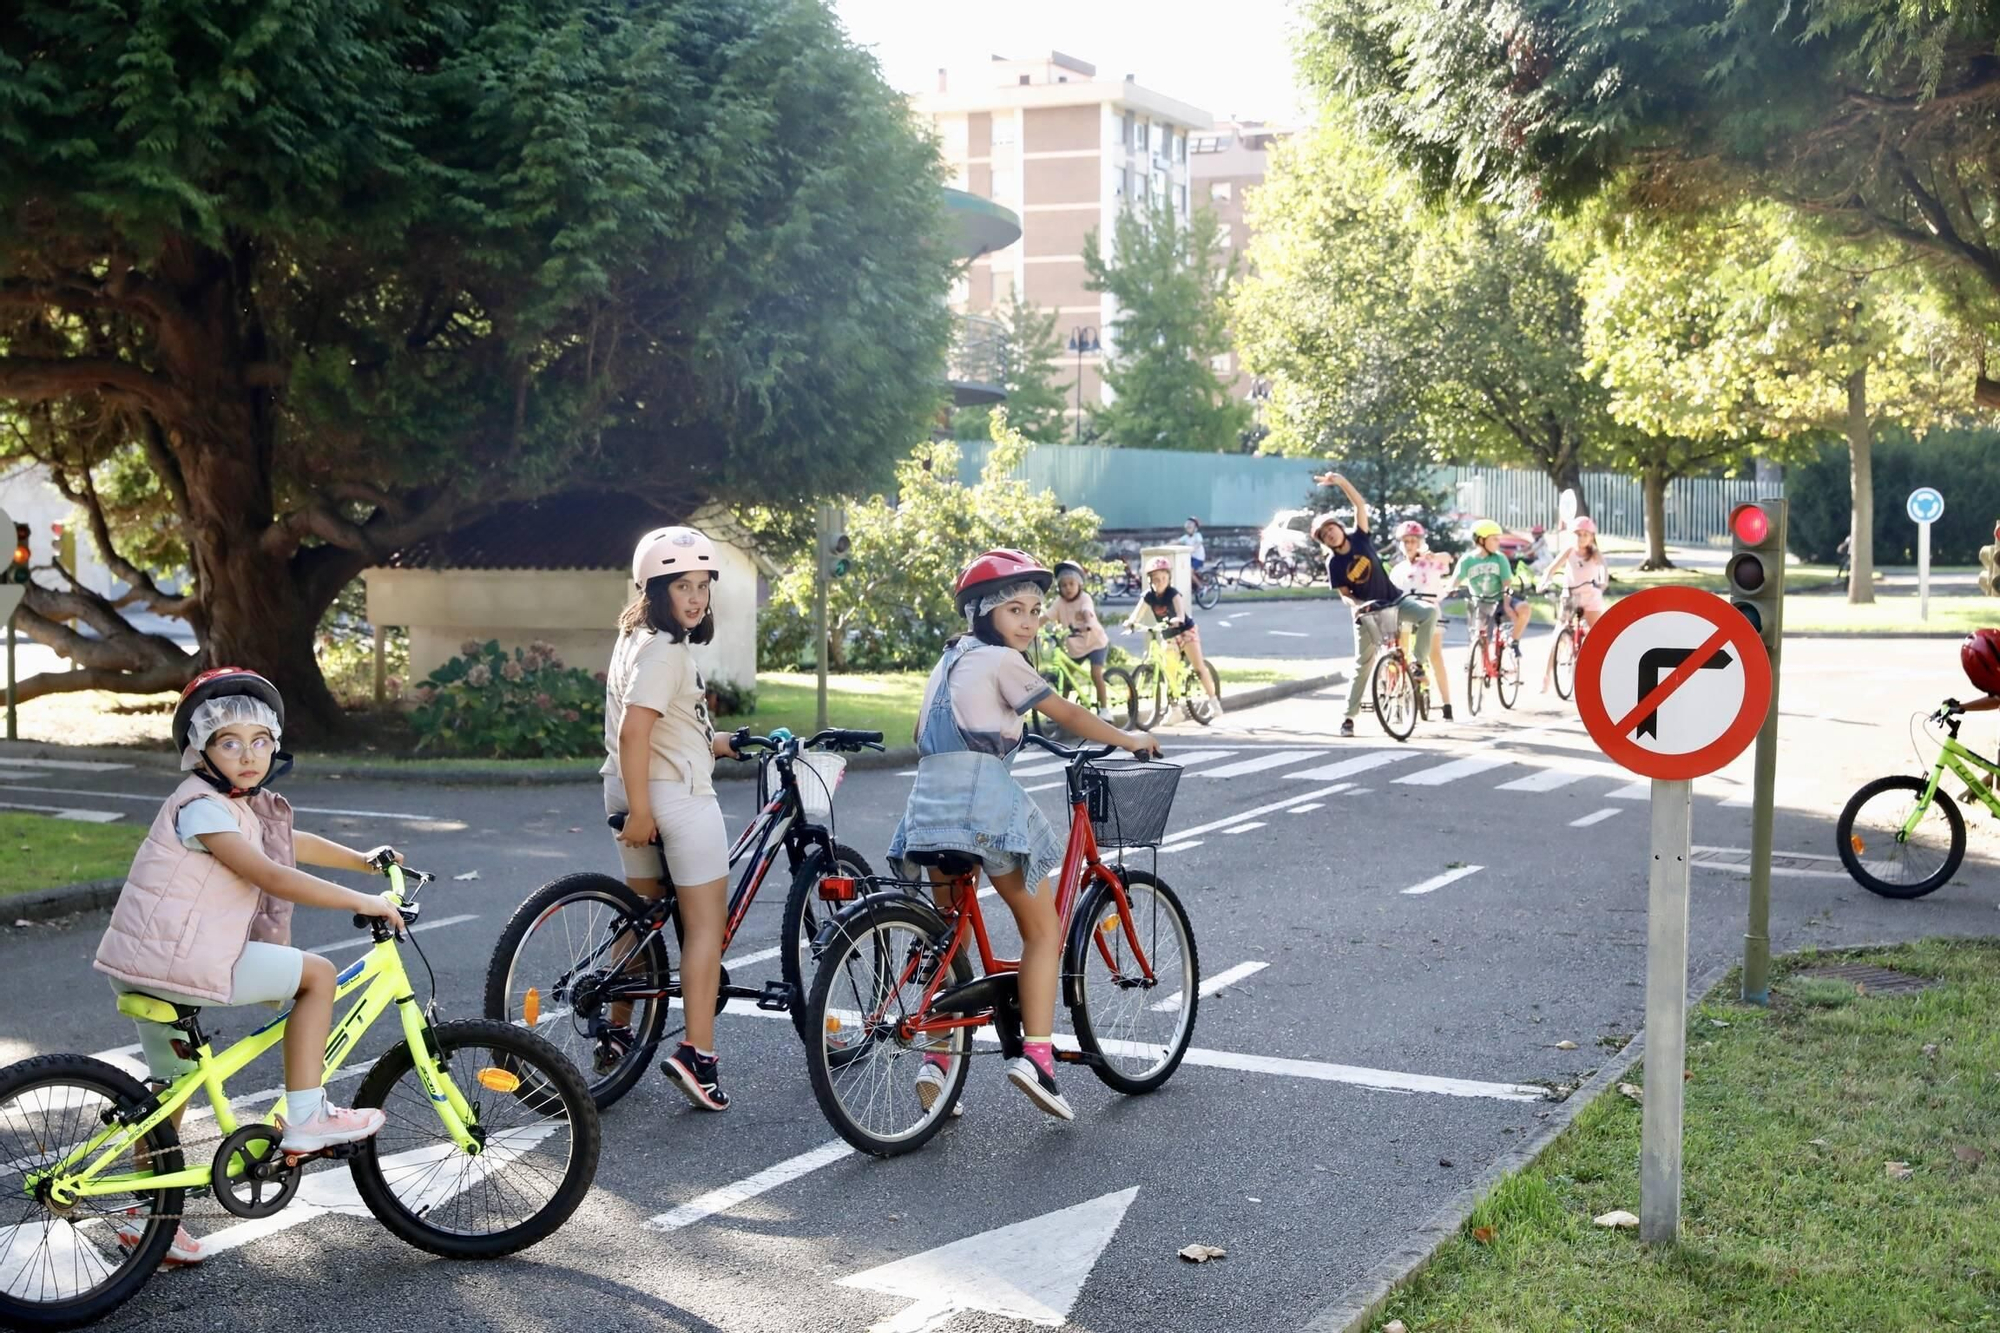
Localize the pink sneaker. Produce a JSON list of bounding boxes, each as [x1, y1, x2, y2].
[[112, 1209, 203, 1267], [279, 1102, 386, 1152]]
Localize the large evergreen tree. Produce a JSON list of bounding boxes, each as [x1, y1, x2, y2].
[[1082, 203, 1249, 453], [0, 0, 954, 731]]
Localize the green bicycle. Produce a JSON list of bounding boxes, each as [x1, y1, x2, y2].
[[1836, 699, 2000, 898], [0, 862, 600, 1331], [1124, 622, 1222, 728], [1031, 624, 1137, 738]]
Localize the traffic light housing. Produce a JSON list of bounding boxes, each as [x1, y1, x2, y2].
[[7, 521, 28, 586], [1726, 499, 1785, 654], [818, 506, 851, 580], [1980, 521, 2000, 597]]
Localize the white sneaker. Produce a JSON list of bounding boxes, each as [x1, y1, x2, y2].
[[112, 1209, 203, 1267], [915, 1060, 964, 1117], [279, 1102, 386, 1152], [1005, 1057, 1075, 1121]]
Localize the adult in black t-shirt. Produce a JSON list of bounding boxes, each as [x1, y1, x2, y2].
[[1311, 471, 1439, 737]]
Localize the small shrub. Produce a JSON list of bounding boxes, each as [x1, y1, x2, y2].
[[409, 639, 604, 759], [706, 677, 757, 719]]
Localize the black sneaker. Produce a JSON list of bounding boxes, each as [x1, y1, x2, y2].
[[1005, 1057, 1075, 1121], [1441, 703, 1454, 721], [1339, 718, 1356, 737], [662, 1043, 729, 1111]]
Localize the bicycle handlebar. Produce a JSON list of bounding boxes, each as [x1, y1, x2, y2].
[[726, 726, 886, 757], [1020, 732, 1156, 763], [351, 861, 435, 933]]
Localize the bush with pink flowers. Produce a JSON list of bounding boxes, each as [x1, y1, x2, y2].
[[409, 639, 602, 757]]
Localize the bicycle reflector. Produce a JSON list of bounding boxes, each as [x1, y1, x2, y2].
[[476, 1067, 522, 1094], [523, 987, 540, 1028], [817, 875, 857, 902], [1726, 499, 1785, 654]]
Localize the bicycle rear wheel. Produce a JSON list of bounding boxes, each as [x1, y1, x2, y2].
[[0, 1056, 182, 1331], [1371, 653, 1417, 740], [1193, 573, 1220, 610], [1552, 627, 1578, 700], [779, 841, 878, 1047], [1129, 662, 1166, 729], [1497, 637, 1522, 709], [1066, 868, 1198, 1094], [804, 897, 973, 1157], [1835, 775, 1966, 898], [1105, 666, 1139, 729], [1464, 639, 1488, 717], [483, 873, 669, 1109], [1029, 670, 1068, 739], [350, 1019, 599, 1258]]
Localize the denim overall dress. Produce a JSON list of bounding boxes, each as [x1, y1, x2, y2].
[[887, 640, 1064, 889]]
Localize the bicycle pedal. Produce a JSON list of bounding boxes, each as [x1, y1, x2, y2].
[[1053, 1049, 1105, 1068], [755, 980, 794, 1012]]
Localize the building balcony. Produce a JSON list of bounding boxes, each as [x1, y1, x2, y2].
[[947, 312, 1007, 406], [943, 188, 1022, 261]]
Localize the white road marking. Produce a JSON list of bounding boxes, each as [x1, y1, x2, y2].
[[1498, 765, 1600, 793], [1194, 749, 1329, 779], [727, 944, 783, 967], [1267, 630, 1310, 637], [1284, 751, 1414, 782], [0, 800, 122, 822], [1024, 780, 1062, 792], [0, 758, 132, 772], [1608, 781, 1652, 801], [1016, 748, 1236, 778], [1222, 821, 1266, 835], [1167, 782, 1362, 843], [1400, 865, 1486, 896], [645, 1138, 856, 1231], [1286, 802, 1325, 813], [0, 784, 439, 821], [1151, 960, 1267, 1011], [841, 1188, 1139, 1332], [1569, 808, 1621, 828], [307, 914, 479, 955], [1395, 755, 1515, 787], [1158, 840, 1204, 854], [1347, 786, 1373, 795]]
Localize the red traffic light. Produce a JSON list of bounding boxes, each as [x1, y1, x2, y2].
[[1730, 504, 1771, 545]]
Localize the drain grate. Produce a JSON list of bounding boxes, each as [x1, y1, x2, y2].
[[1793, 963, 1936, 995]]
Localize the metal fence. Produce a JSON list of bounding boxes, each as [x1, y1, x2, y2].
[[1448, 466, 1782, 547]]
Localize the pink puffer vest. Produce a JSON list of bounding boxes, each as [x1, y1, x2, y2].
[[93, 777, 297, 1004]]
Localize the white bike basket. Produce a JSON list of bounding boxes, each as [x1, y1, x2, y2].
[[790, 752, 847, 822]]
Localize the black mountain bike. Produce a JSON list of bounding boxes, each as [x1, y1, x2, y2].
[[484, 727, 881, 1107]]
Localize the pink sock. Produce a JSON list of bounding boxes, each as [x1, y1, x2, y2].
[[924, 1051, 950, 1071], [1023, 1040, 1055, 1079]]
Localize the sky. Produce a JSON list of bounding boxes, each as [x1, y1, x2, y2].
[[828, 0, 1310, 125]]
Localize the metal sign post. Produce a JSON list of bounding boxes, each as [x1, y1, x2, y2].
[[1908, 488, 1944, 622], [813, 504, 832, 734], [1576, 586, 1772, 1246]]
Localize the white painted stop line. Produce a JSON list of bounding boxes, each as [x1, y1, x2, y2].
[[1395, 755, 1513, 786], [1284, 751, 1413, 782], [1195, 749, 1328, 779]]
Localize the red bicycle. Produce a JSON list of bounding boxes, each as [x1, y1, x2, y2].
[[1546, 583, 1600, 700], [799, 734, 1199, 1156], [1461, 593, 1524, 713]]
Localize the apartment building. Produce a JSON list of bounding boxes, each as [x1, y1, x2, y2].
[[1189, 119, 1293, 410], [916, 52, 1212, 435]]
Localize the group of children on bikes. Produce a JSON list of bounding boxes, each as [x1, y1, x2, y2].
[[1311, 471, 1609, 736]]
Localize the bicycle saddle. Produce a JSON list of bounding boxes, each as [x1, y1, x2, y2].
[[905, 849, 981, 876], [115, 992, 202, 1024]]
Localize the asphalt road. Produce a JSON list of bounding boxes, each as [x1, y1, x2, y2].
[[3, 637, 1997, 1332]]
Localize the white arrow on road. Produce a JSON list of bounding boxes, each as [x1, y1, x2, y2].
[[840, 1187, 1138, 1331]]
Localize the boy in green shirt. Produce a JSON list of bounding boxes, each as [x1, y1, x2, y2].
[[1453, 521, 1531, 651]]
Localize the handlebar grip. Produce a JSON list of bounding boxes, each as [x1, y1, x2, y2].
[[607, 813, 626, 831]]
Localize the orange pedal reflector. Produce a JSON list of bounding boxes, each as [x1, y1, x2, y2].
[[1099, 914, 1121, 935], [1850, 835, 1865, 855], [523, 987, 540, 1027], [818, 875, 857, 903], [477, 1067, 521, 1093], [824, 1015, 843, 1034]]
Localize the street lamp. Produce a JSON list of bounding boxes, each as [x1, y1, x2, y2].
[[1066, 325, 1099, 443]]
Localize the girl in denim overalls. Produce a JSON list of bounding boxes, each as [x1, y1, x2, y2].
[[889, 549, 1158, 1119]]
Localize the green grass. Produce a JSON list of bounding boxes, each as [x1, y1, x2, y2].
[[1, 813, 142, 897], [1368, 938, 2000, 1333]]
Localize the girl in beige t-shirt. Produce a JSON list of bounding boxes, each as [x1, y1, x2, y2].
[[1044, 560, 1113, 716], [602, 526, 740, 1111]]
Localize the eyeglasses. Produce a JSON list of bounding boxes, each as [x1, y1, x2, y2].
[[210, 736, 275, 758]]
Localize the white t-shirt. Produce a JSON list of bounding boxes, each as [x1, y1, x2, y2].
[[600, 630, 716, 794], [175, 796, 239, 852], [918, 643, 1054, 757], [1178, 531, 1207, 562]]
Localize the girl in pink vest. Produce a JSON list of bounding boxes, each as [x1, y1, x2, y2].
[[93, 669, 406, 1265]]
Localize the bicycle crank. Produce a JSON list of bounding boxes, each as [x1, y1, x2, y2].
[[212, 1123, 301, 1220]]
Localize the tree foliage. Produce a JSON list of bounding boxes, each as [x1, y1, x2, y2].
[[950, 297, 1071, 445], [760, 414, 1106, 672], [1299, 0, 2000, 402], [1082, 203, 1250, 452], [0, 0, 955, 729]]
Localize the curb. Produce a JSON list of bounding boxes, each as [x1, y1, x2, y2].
[[0, 672, 1342, 788], [6, 878, 125, 924], [1297, 960, 1733, 1333]]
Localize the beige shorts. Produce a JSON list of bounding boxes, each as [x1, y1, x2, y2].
[[603, 775, 731, 884], [114, 941, 307, 1080]]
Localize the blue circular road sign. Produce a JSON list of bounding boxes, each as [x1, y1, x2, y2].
[[1908, 487, 1945, 524]]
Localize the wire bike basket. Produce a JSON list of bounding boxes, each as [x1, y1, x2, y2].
[[1083, 759, 1183, 849], [762, 751, 848, 822]]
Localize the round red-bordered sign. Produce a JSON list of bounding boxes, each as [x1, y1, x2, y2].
[[1574, 586, 1772, 781]]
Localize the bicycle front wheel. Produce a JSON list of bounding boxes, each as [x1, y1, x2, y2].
[[350, 1018, 600, 1258], [780, 841, 878, 1047], [1185, 670, 1223, 726], [1836, 775, 1966, 898], [483, 873, 669, 1109], [1067, 868, 1198, 1094], [1129, 662, 1166, 729], [1105, 666, 1139, 729], [1193, 574, 1220, 610], [1552, 627, 1578, 700], [804, 897, 973, 1157], [1464, 640, 1487, 717], [1497, 636, 1522, 709], [0, 1056, 182, 1331], [1371, 653, 1417, 741]]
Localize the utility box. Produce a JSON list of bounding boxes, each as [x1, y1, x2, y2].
[[1138, 545, 1191, 606]]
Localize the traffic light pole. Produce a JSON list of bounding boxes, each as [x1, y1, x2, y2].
[[813, 504, 831, 735], [1741, 498, 1787, 1005]]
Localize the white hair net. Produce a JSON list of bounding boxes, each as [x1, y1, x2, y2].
[[180, 696, 283, 771], [972, 579, 1046, 623]]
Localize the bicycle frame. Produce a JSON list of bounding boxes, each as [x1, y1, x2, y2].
[[1037, 627, 1100, 703], [32, 871, 473, 1207], [1138, 625, 1199, 703], [1912, 732, 2000, 828]]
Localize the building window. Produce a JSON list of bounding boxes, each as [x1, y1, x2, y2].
[[991, 167, 1016, 202], [1217, 222, 1233, 248], [1175, 184, 1188, 214], [1175, 131, 1187, 162], [1152, 168, 1168, 203], [1122, 111, 1135, 150], [992, 113, 1017, 147], [939, 116, 968, 160], [1019, 74, 1030, 85], [1114, 166, 1128, 198], [1138, 120, 1151, 155], [1209, 181, 1232, 203]]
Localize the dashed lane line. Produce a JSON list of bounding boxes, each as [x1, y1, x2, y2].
[[1151, 960, 1267, 1012], [1400, 865, 1486, 897], [1569, 808, 1621, 828], [0, 783, 440, 821], [307, 914, 480, 955]]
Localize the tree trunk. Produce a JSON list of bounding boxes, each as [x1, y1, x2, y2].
[[1546, 424, 1589, 520], [1846, 368, 1875, 606], [1639, 465, 1674, 570]]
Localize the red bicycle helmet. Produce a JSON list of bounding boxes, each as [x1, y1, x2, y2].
[[955, 548, 1052, 617], [172, 667, 285, 755], [1961, 629, 2000, 697]]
